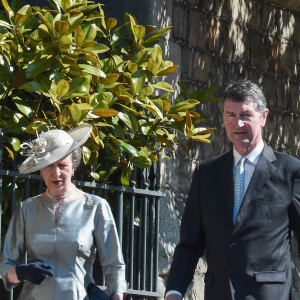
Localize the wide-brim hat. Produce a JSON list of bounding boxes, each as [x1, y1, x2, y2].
[[19, 124, 92, 174]]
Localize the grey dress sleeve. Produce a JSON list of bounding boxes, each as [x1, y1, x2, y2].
[[0, 203, 26, 290], [94, 199, 127, 295]]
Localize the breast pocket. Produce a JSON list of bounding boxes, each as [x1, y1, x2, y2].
[[256, 197, 284, 206], [254, 271, 286, 283]]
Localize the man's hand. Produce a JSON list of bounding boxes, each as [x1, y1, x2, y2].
[[165, 294, 182, 300], [15, 262, 53, 284]]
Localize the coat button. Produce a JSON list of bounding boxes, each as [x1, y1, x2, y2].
[[229, 242, 236, 248]]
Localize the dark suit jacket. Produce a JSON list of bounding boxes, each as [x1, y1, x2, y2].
[[166, 143, 300, 300]]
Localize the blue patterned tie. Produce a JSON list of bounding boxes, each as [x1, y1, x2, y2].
[[233, 157, 246, 225]]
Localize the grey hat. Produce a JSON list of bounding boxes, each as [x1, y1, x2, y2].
[[19, 124, 92, 174]]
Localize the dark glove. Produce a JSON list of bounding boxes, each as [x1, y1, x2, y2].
[[87, 283, 111, 300], [16, 262, 53, 285]]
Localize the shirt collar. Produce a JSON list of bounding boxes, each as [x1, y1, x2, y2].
[[233, 140, 264, 166]]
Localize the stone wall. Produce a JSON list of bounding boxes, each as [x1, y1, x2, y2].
[[154, 0, 300, 299]]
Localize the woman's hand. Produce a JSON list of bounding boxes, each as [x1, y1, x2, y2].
[[111, 293, 124, 300], [7, 266, 20, 284], [15, 262, 53, 284]]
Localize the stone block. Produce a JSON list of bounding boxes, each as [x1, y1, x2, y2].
[[215, 0, 236, 21], [198, 0, 215, 11], [264, 73, 277, 108], [218, 19, 238, 59], [192, 52, 211, 83], [181, 46, 193, 81], [187, 0, 200, 5], [206, 15, 219, 53], [188, 9, 207, 49], [267, 37, 281, 74], [261, 3, 277, 36], [249, 30, 268, 71], [233, 24, 249, 62], [275, 77, 289, 111], [172, 4, 188, 41], [277, 9, 295, 40], [234, 0, 248, 23], [291, 14, 300, 44], [280, 41, 298, 78], [247, 0, 262, 28]]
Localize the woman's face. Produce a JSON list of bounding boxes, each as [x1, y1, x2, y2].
[[40, 153, 74, 195]]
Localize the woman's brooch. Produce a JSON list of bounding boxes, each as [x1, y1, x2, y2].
[[84, 198, 94, 209]]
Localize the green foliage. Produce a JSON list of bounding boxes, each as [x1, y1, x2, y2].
[[0, 0, 218, 185]]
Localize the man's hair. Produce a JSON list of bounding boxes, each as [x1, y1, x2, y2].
[[71, 147, 82, 169], [222, 80, 267, 115]]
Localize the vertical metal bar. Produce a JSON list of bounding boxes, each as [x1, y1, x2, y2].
[[148, 197, 154, 291], [154, 197, 160, 292], [136, 199, 142, 289], [24, 178, 30, 199], [0, 128, 3, 251], [141, 195, 148, 291], [154, 156, 161, 292], [115, 191, 123, 247], [129, 195, 135, 288]]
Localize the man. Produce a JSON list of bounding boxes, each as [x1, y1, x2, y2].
[[165, 80, 300, 300]]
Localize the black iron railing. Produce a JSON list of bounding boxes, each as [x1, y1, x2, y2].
[[0, 130, 164, 300]]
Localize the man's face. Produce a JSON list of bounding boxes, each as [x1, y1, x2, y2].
[[223, 97, 269, 155]]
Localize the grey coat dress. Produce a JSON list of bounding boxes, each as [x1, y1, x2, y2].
[[0, 193, 127, 300]]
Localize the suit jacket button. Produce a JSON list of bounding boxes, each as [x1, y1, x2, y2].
[[229, 242, 236, 248]]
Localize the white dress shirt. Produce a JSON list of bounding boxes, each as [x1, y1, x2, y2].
[[233, 139, 264, 195], [166, 140, 265, 299]]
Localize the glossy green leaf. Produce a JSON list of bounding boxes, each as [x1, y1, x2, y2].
[[65, 76, 90, 98], [10, 138, 21, 151], [117, 112, 132, 128], [79, 64, 106, 77], [131, 69, 146, 96], [132, 49, 148, 66], [143, 26, 172, 44], [190, 86, 219, 100], [26, 120, 49, 134], [74, 26, 84, 46], [151, 45, 163, 65], [157, 65, 179, 76], [82, 23, 97, 44], [117, 140, 139, 157], [133, 155, 152, 168], [93, 109, 118, 117], [14, 5, 31, 27], [147, 58, 159, 75], [106, 18, 117, 30], [82, 146, 91, 165], [55, 20, 70, 35], [84, 43, 110, 54], [20, 81, 42, 92], [26, 57, 53, 79], [121, 160, 133, 186], [168, 99, 200, 114], [56, 79, 69, 98], [15, 103, 33, 119], [151, 81, 174, 92]]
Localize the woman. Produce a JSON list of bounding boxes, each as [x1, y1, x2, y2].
[[0, 125, 127, 300]]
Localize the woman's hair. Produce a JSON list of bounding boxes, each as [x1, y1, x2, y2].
[[222, 80, 267, 115], [71, 147, 82, 169]]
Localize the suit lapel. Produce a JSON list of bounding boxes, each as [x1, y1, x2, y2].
[[239, 143, 277, 214], [217, 150, 234, 224]]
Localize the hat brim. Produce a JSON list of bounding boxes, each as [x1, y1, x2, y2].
[[19, 124, 92, 174]]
